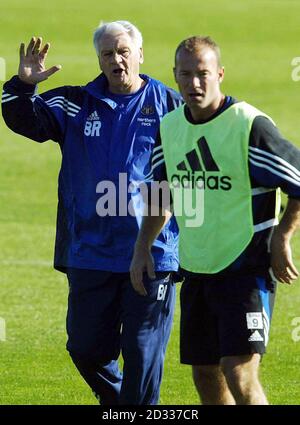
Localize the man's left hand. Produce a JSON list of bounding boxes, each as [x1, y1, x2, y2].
[[270, 231, 299, 284]]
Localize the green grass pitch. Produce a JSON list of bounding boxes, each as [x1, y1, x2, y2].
[[0, 0, 300, 405]]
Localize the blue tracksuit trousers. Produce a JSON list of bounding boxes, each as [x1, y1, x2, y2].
[[66, 268, 175, 405]]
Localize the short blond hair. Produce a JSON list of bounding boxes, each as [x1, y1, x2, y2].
[[175, 36, 221, 68]]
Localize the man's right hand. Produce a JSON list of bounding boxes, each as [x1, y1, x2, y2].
[[18, 37, 62, 85], [130, 243, 156, 296]]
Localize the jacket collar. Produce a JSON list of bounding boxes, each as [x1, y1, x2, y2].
[[83, 73, 150, 109]]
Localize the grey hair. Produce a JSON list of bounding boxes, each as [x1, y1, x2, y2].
[[93, 20, 143, 56]]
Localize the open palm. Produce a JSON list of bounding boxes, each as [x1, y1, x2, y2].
[[18, 36, 61, 85]]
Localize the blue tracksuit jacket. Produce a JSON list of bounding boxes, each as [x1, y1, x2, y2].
[[2, 74, 182, 272]]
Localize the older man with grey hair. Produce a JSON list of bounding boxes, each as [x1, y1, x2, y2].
[[2, 20, 182, 404]]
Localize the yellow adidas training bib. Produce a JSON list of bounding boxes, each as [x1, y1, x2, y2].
[[160, 102, 277, 273]]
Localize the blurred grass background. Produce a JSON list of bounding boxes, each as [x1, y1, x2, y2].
[[0, 0, 300, 404]]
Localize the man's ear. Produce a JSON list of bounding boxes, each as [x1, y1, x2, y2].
[[173, 67, 177, 83], [218, 66, 225, 83], [139, 47, 144, 64]]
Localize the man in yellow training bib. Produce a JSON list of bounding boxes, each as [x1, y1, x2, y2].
[[130, 36, 300, 405]]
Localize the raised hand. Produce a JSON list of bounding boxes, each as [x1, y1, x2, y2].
[[18, 36, 62, 85]]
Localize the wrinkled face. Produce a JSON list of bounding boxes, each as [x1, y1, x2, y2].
[[98, 31, 144, 94], [174, 47, 224, 117]]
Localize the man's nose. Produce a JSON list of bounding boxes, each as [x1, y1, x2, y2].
[[110, 52, 122, 64], [191, 76, 201, 88]]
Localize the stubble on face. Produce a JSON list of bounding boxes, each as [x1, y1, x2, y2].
[[174, 47, 224, 121]]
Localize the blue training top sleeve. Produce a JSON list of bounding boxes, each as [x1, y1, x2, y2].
[[145, 129, 168, 183], [143, 86, 182, 207], [249, 116, 300, 198], [144, 86, 182, 184], [166, 87, 183, 112], [144, 129, 173, 209], [2, 75, 82, 145]]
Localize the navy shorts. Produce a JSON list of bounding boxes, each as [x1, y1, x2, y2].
[[180, 274, 276, 365]]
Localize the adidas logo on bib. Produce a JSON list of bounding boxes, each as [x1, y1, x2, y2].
[[170, 136, 232, 190]]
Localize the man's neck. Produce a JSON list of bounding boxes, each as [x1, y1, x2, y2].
[[109, 76, 146, 95], [190, 94, 225, 123]]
